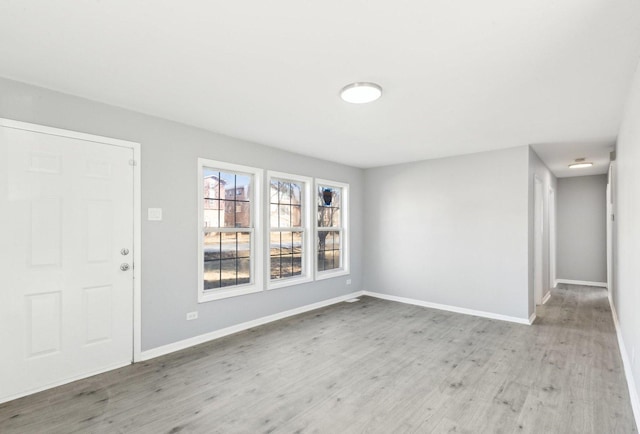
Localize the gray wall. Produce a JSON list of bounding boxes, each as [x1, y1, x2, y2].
[[0, 77, 364, 351], [527, 148, 557, 315], [363, 146, 530, 320], [556, 175, 607, 283], [612, 59, 640, 409]]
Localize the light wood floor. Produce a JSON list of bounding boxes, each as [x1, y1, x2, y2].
[[0, 284, 636, 433]]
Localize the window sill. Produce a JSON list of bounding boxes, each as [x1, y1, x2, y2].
[[267, 275, 314, 291], [198, 284, 263, 303], [316, 269, 350, 281]]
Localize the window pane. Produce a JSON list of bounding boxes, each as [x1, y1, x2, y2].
[[291, 182, 302, 204], [204, 231, 252, 290], [291, 205, 302, 227], [237, 257, 251, 285], [292, 231, 302, 254], [204, 232, 221, 289], [270, 180, 279, 203], [270, 230, 304, 281], [204, 260, 221, 290], [279, 181, 291, 202], [270, 256, 281, 280], [269, 204, 278, 228], [278, 204, 291, 228], [204, 232, 222, 259], [221, 199, 250, 228], [281, 230, 294, 254], [293, 253, 302, 276], [281, 254, 294, 278], [203, 199, 221, 228], [317, 230, 341, 271], [204, 169, 251, 229], [270, 231, 282, 256], [203, 170, 223, 200], [220, 232, 237, 259], [220, 258, 237, 288], [237, 232, 251, 258], [317, 186, 341, 228], [270, 179, 304, 229]]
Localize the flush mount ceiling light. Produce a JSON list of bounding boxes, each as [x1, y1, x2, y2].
[[340, 82, 382, 104], [568, 157, 593, 169]]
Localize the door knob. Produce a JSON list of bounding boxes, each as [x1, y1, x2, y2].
[[120, 263, 130, 271]]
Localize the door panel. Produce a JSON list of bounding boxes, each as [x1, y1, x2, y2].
[[0, 123, 134, 403]]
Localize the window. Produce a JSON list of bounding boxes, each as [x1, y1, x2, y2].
[[268, 172, 312, 289], [316, 179, 349, 278], [198, 159, 263, 302]]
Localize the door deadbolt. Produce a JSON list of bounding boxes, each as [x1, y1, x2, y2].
[[121, 248, 130, 256]]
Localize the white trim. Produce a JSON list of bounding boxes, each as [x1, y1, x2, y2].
[[0, 118, 136, 149], [140, 290, 365, 361], [315, 178, 350, 280], [197, 158, 264, 303], [548, 186, 557, 291], [362, 291, 533, 325], [0, 117, 143, 365], [556, 279, 607, 288], [529, 312, 537, 324], [266, 171, 314, 290], [542, 291, 551, 305], [609, 300, 640, 427], [132, 142, 143, 362]]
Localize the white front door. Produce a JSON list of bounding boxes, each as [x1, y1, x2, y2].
[[0, 120, 135, 403]]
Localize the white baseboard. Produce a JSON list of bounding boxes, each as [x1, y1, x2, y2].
[[140, 291, 365, 361], [556, 279, 607, 288], [609, 299, 640, 428], [362, 291, 532, 325], [0, 361, 130, 405], [542, 291, 551, 304]]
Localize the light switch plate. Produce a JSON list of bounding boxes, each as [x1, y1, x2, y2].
[[148, 208, 163, 221]]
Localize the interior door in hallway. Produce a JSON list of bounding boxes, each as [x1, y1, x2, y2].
[[0, 120, 135, 403]]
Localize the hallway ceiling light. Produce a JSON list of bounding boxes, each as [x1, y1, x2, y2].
[[568, 158, 593, 169], [340, 82, 382, 104]]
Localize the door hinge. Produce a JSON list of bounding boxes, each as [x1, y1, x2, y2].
[[129, 159, 137, 166]]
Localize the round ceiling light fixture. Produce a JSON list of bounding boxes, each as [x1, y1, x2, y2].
[[568, 157, 593, 169], [340, 82, 382, 104]]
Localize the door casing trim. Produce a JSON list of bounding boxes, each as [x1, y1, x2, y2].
[[0, 117, 143, 365]]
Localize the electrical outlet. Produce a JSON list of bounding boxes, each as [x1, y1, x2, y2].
[[346, 279, 352, 285], [186, 311, 198, 321], [148, 208, 163, 221]]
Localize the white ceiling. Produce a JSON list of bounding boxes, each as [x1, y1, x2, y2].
[[1, 0, 639, 168]]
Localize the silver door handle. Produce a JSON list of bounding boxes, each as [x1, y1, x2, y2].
[[121, 248, 130, 256], [120, 263, 130, 271]]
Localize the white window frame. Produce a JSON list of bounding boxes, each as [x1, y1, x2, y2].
[[197, 158, 263, 302], [315, 178, 350, 280], [266, 171, 313, 290]]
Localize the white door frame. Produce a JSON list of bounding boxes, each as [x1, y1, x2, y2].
[[0, 118, 143, 362], [606, 164, 614, 301], [533, 176, 544, 306], [548, 186, 556, 291]]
